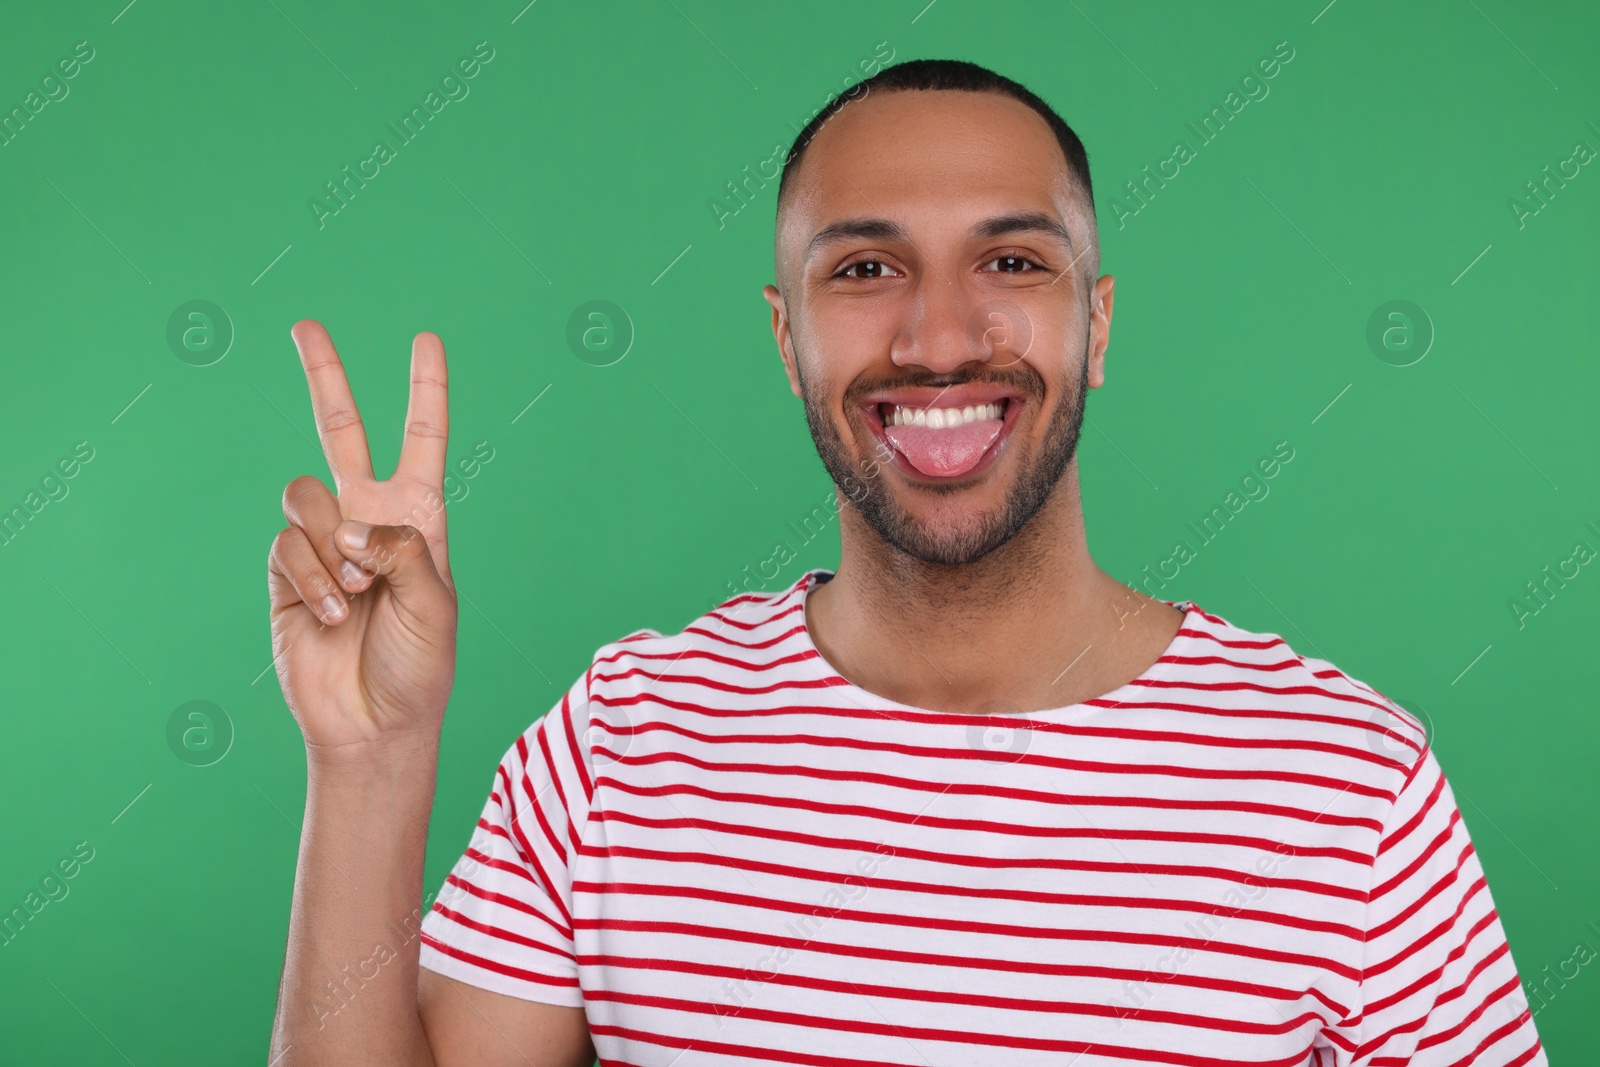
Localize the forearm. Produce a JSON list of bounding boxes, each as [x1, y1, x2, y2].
[[269, 737, 441, 1067]]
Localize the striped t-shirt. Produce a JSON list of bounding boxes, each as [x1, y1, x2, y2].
[[419, 567, 1546, 1066]]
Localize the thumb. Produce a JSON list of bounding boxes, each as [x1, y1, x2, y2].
[[335, 520, 448, 597]]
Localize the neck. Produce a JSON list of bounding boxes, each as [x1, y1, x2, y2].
[[807, 462, 1183, 713]]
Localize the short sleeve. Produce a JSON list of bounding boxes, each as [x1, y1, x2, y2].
[[1326, 746, 1547, 1065], [418, 668, 596, 1007]]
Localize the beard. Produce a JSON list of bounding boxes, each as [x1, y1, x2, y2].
[[797, 325, 1091, 568]]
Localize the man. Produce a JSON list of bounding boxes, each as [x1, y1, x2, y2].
[[267, 59, 1545, 1065]]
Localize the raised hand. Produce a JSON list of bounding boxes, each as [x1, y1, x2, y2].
[[267, 320, 460, 754]]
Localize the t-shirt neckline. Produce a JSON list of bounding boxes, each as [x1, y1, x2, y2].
[[791, 566, 1198, 719]]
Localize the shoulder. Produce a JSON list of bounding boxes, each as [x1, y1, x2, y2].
[[488, 573, 822, 802], [591, 569, 823, 668], [575, 567, 828, 719], [1162, 600, 1430, 769]]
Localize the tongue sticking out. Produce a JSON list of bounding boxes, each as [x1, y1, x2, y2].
[[883, 417, 1005, 478]]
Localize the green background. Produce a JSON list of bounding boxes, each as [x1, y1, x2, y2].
[[1, 0, 1595, 1062]]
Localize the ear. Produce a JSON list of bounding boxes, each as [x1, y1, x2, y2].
[[1086, 273, 1114, 390], [763, 284, 803, 398]]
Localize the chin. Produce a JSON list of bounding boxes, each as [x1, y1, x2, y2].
[[858, 484, 1023, 567]]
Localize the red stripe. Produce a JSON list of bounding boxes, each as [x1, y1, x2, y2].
[[437, 871, 570, 940], [596, 703, 1408, 774], [504, 737, 575, 931], [573, 882, 1365, 981], [1127, 676, 1399, 717], [601, 742, 1388, 831], [1182, 628, 1287, 651], [1360, 938, 1509, 1021], [594, 805, 1371, 901], [683, 620, 808, 651], [587, 1023, 937, 1067], [576, 953, 1337, 1036], [1500, 1039, 1545, 1067], [595, 644, 822, 675], [1370, 840, 1473, 940], [592, 665, 850, 697], [1364, 885, 1493, 981], [589, 681, 1426, 760], [611, 713, 1401, 796], [1414, 973, 1524, 1052], [1379, 767, 1448, 856], [1439, 992, 1542, 1067], [592, 843, 1365, 939], [1160, 653, 1304, 673], [578, 919, 1350, 1016], [597, 776, 1377, 863], [535, 714, 575, 863], [463, 841, 538, 889], [419, 931, 579, 990], [428, 902, 575, 962], [705, 600, 805, 630], [585, 996, 1319, 1067]]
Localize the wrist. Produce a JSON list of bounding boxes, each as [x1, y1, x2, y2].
[[305, 729, 440, 782]]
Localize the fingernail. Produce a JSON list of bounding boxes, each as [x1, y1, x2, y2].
[[340, 560, 366, 587], [340, 522, 369, 550], [321, 594, 346, 621]]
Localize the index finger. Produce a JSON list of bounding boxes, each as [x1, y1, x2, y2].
[[291, 320, 376, 490]]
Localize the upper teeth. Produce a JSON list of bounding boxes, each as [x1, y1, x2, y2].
[[885, 402, 1004, 428]]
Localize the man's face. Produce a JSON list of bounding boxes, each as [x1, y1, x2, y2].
[[764, 88, 1113, 567]]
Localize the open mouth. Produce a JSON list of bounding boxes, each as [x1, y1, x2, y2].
[[861, 395, 1024, 481]]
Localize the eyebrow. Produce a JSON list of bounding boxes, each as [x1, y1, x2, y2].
[[805, 211, 1075, 262]]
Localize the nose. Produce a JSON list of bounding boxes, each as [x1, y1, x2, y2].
[[890, 275, 987, 377]]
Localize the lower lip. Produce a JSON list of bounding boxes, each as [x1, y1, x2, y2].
[[862, 399, 1025, 483]]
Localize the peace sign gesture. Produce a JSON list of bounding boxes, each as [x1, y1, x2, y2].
[[267, 320, 460, 755]]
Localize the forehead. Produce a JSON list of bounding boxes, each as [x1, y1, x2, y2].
[[778, 88, 1080, 259]]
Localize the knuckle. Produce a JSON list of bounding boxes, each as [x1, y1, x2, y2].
[[317, 408, 364, 435], [307, 571, 340, 601], [403, 418, 447, 440]]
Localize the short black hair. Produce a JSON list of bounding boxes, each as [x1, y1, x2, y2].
[[776, 57, 1096, 222]]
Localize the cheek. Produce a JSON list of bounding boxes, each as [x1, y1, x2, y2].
[[1017, 348, 1082, 430], [813, 302, 899, 359], [796, 308, 891, 387], [1011, 307, 1080, 380], [1001, 295, 1081, 362]]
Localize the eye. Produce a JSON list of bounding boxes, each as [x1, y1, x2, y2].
[[982, 254, 1046, 273], [834, 258, 901, 279]]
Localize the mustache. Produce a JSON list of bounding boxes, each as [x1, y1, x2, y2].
[[843, 365, 1046, 406]]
